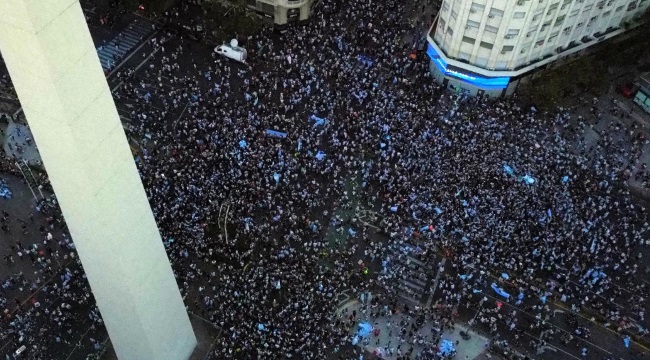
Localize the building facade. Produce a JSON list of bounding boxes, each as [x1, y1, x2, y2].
[[194, 0, 313, 26], [427, 0, 649, 97], [247, 0, 313, 26]]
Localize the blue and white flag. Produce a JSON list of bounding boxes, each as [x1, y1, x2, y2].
[[491, 283, 511, 299]]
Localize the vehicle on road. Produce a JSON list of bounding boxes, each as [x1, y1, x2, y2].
[[215, 39, 247, 63]]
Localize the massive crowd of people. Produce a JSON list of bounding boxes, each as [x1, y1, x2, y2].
[[0, 0, 649, 358]]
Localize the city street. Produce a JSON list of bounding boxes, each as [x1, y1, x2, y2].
[[0, 0, 649, 359]]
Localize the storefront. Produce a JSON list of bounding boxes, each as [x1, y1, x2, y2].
[[634, 72, 650, 114], [427, 44, 513, 98]]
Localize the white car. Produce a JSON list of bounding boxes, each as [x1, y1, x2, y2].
[[215, 39, 247, 63]]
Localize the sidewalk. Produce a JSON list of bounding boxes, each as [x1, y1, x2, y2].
[[1, 117, 42, 166], [338, 299, 490, 359], [602, 87, 650, 129]]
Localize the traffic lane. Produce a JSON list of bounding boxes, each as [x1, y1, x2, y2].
[[470, 262, 649, 342], [118, 38, 255, 121], [107, 39, 158, 90], [467, 281, 645, 359], [121, 37, 224, 95], [463, 300, 615, 360]]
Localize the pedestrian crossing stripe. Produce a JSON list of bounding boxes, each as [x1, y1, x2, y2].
[[96, 18, 155, 71]]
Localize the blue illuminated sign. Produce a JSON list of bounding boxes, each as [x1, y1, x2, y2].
[[427, 44, 448, 74], [426, 43, 510, 90]]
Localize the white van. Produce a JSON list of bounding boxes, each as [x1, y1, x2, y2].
[[215, 39, 247, 63]]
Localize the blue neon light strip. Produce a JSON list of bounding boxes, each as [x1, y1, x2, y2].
[[427, 44, 448, 74], [426, 43, 510, 90]]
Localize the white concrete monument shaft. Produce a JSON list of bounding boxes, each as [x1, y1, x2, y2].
[[0, 1, 197, 359]]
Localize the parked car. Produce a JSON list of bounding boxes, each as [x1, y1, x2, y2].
[[215, 40, 247, 63], [618, 82, 637, 98]]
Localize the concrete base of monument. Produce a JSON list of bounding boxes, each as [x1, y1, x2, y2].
[[101, 313, 222, 360]]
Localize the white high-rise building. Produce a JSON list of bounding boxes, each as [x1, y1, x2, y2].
[[427, 0, 649, 97]]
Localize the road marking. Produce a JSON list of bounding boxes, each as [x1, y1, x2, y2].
[[537, 345, 558, 355], [110, 47, 159, 92], [12, 32, 160, 119], [0, 257, 77, 352], [479, 291, 614, 355], [107, 30, 158, 78], [522, 332, 580, 360], [355, 207, 382, 229], [552, 301, 650, 352], [425, 257, 446, 307], [224, 203, 230, 243], [64, 321, 96, 360], [176, 101, 189, 123], [95, 336, 111, 358]]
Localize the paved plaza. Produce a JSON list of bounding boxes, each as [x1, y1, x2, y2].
[[338, 299, 490, 359]]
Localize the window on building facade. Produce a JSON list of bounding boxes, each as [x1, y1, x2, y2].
[[615, 5, 624, 11], [447, 26, 454, 35], [462, 36, 477, 44], [502, 45, 515, 52], [479, 41, 494, 49], [442, 1, 450, 11], [555, 15, 566, 25], [507, 29, 521, 35], [485, 25, 499, 33], [470, 2, 486, 11], [563, 26, 572, 33], [549, 3, 559, 9], [583, 4, 593, 10], [489, 8, 505, 17], [548, 31, 559, 42], [576, 21, 584, 27], [535, 39, 545, 47], [513, 11, 526, 18], [466, 19, 481, 28], [603, 10, 611, 16], [569, 9, 580, 16], [589, 15, 598, 22], [452, 10, 458, 19]]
